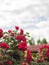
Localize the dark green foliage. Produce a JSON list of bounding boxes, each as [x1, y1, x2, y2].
[[41, 38, 47, 44]]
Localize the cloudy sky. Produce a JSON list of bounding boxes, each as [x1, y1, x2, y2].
[[0, 0, 49, 42]]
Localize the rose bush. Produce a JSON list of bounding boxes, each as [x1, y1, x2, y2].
[[0, 26, 49, 65], [0, 26, 33, 65]]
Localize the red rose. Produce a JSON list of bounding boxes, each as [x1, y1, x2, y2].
[[0, 33, 3, 38], [10, 32, 14, 37], [22, 62, 26, 65], [0, 29, 3, 33], [0, 29, 3, 38], [26, 50, 32, 62], [16, 35, 26, 41], [8, 30, 12, 33], [45, 49, 49, 58], [18, 41, 27, 51], [0, 42, 10, 49], [21, 35, 26, 42], [16, 35, 22, 40], [8, 60, 13, 65], [20, 29, 24, 35], [37, 59, 43, 63], [15, 26, 19, 30], [46, 45, 49, 48]]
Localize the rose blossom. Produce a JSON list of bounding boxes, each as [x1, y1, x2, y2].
[[26, 50, 32, 62], [18, 41, 27, 51], [20, 29, 24, 35], [24, 50, 32, 63], [22, 62, 26, 65], [15, 26, 19, 30], [21, 35, 26, 42], [8, 60, 13, 65], [8, 30, 12, 33], [0, 29, 3, 38], [16, 35, 22, 40], [37, 59, 43, 63], [10, 32, 14, 37], [0, 42, 10, 49], [16, 35, 26, 41]]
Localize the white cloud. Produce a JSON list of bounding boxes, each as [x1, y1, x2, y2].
[[36, 21, 49, 28], [30, 20, 49, 42]]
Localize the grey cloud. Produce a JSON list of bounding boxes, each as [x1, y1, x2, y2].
[[3, 3, 49, 16]]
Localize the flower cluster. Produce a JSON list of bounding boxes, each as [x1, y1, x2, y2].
[[0, 26, 49, 65], [0, 26, 32, 65], [18, 41, 27, 51], [0, 42, 10, 49], [24, 50, 33, 62], [38, 44, 49, 62]]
